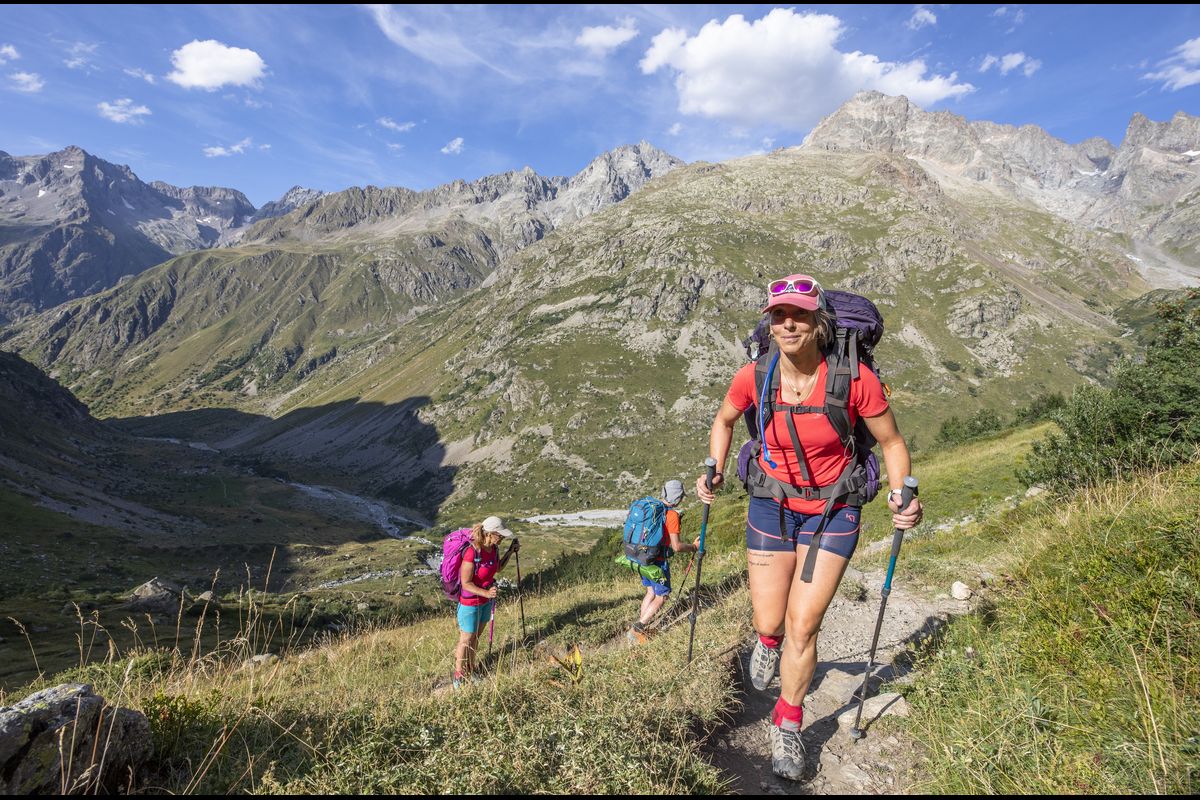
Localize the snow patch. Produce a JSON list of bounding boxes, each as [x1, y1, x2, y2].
[[122, 197, 135, 210], [37, 189, 46, 198]]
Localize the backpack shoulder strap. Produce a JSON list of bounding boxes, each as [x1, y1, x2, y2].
[[824, 333, 855, 452]]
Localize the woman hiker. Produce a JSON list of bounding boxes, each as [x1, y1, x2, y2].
[[454, 515, 520, 688], [696, 273, 923, 781]]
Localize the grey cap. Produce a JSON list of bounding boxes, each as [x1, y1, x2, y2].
[[662, 480, 685, 505]]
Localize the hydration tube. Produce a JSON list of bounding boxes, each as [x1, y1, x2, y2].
[[758, 350, 780, 469]]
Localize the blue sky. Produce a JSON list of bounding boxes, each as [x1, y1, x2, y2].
[[2, 4, 1198, 206]]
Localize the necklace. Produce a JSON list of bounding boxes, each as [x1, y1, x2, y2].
[[782, 367, 818, 403]]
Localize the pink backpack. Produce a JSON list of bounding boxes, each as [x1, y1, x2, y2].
[[440, 528, 481, 602]]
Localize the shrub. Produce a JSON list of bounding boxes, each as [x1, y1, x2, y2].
[[1022, 291, 1200, 491]]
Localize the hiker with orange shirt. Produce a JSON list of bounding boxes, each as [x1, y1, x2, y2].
[[624, 480, 700, 644]]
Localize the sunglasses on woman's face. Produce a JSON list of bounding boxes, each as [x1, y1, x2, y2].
[[768, 278, 819, 295]]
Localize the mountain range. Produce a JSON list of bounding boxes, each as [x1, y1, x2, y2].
[[2, 91, 1198, 521]]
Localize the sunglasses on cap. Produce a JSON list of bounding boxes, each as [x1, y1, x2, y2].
[[768, 277, 820, 296]]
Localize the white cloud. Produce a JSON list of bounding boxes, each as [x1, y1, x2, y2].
[[441, 137, 464, 155], [167, 40, 266, 90], [98, 98, 152, 124], [1144, 36, 1200, 91], [366, 5, 487, 69], [981, 52, 1040, 77], [9, 72, 44, 93], [203, 137, 254, 157], [576, 19, 638, 55], [640, 9, 973, 130], [762, 136, 775, 149], [259, 143, 271, 151], [124, 67, 156, 84], [907, 7, 937, 31], [1180, 36, 1200, 63], [387, 142, 404, 152], [378, 117, 415, 132], [64, 42, 98, 69], [667, 122, 683, 136], [992, 7, 1025, 31], [0, 44, 19, 64]]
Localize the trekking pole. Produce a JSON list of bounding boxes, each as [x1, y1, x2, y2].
[[487, 597, 495, 661], [515, 549, 527, 641], [686, 457, 718, 664], [850, 475, 919, 741]]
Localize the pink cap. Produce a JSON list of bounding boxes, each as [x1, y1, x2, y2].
[[761, 273, 825, 313]]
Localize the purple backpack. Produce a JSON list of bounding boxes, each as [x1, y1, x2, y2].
[[440, 528, 481, 602]]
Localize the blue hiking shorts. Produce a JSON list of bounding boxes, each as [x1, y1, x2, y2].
[[457, 600, 494, 634], [745, 496, 862, 560], [641, 561, 671, 596]]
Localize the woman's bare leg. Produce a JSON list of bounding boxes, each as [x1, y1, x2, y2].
[[779, 548, 850, 705]]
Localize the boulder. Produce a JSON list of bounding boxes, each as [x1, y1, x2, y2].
[[127, 577, 183, 613], [0, 683, 151, 794], [951, 581, 974, 600]]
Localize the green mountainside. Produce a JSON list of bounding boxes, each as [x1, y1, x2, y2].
[[4, 148, 1149, 521]]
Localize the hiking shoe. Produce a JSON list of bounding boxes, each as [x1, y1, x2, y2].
[[767, 722, 806, 782], [452, 676, 463, 690], [749, 638, 781, 691]]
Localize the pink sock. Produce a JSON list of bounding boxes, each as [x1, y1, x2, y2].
[[772, 697, 803, 731], [759, 634, 782, 650]]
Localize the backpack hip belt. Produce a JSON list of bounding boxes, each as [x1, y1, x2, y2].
[[745, 455, 868, 583]]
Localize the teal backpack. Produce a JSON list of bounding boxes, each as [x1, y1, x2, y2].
[[614, 496, 671, 581]]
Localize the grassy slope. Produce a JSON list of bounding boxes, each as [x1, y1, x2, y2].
[[903, 462, 1200, 794], [5, 423, 1195, 793], [3, 421, 1106, 794]]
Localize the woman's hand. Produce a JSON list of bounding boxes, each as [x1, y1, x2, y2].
[[484, 586, 498, 600], [695, 472, 724, 504], [888, 494, 923, 530]]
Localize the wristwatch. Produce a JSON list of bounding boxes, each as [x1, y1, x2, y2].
[[887, 488, 905, 505]]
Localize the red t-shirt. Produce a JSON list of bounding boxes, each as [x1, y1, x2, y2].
[[725, 359, 889, 514], [460, 545, 498, 607]]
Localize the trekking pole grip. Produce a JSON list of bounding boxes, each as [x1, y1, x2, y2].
[[900, 475, 918, 511], [704, 457, 717, 494]]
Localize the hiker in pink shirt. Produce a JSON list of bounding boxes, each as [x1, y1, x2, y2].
[[454, 516, 519, 688]]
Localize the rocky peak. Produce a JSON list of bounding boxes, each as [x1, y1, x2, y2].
[[1101, 109, 1200, 210], [247, 186, 326, 226], [548, 140, 684, 224]]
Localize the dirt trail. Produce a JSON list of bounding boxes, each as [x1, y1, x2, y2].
[[705, 567, 965, 794]]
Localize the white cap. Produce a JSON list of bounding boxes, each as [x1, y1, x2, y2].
[[482, 515, 513, 538]]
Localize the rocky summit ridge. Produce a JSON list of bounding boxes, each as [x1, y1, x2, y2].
[[0, 142, 681, 322], [804, 91, 1200, 281]]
